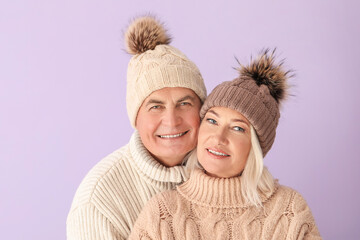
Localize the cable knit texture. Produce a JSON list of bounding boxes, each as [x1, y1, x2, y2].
[[66, 131, 188, 240], [129, 169, 322, 240]]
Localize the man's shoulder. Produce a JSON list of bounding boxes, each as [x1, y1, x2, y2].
[[69, 144, 134, 210], [67, 142, 151, 239]]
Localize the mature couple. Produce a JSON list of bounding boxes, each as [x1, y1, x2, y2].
[[67, 16, 321, 239]]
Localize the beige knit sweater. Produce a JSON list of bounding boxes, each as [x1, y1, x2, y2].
[[129, 169, 321, 240], [66, 131, 188, 240]]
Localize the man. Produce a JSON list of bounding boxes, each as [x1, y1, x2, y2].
[[66, 16, 207, 239]]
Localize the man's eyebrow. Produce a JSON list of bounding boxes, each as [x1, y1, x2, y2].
[[145, 99, 164, 106], [177, 95, 196, 103]]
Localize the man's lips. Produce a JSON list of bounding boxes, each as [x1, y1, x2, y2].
[[157, 130, 189, 139], [206, 148, 230, 157]]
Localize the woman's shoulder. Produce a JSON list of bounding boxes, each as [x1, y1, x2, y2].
[[149, 188, 182, 203], [276, 185, 308, 201], [275, 184, 298, 196], [270, 184, 312, 213], [142, 189, 184, 214]]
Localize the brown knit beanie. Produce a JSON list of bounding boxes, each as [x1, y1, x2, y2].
[[200, 49, 290, 156], [124, 16, 207, 128]]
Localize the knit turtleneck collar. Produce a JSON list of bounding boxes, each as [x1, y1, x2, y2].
[[129, 130, 188, 185], [177, 169, 276, 209]]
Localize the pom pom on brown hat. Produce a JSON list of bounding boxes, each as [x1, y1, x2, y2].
[[200, 49, 292, 156]]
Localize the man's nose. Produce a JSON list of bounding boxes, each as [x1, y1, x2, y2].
[[162, 108, 182, 127]]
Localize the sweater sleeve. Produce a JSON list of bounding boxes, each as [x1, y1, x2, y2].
[[289, 191, 322, 240], [67, 203, 125, 240]]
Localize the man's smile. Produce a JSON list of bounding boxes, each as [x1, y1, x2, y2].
[[157, 130, 189, 139]]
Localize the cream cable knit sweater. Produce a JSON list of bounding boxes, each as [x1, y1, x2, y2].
[[66, 131, 188, 240], [130, 169, 321, 240]]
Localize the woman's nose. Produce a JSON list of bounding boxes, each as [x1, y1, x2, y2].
[[213, 127, 229, 145]]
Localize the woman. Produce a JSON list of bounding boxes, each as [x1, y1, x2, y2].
[[129, 49, 321, 239]]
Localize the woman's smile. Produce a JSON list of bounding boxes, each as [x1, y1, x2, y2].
[[206, 148, 230, 158]]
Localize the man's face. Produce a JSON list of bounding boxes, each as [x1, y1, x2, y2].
[[136, 87, 202, 167]]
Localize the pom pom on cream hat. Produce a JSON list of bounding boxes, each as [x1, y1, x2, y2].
[[125, 16, 207, 127]]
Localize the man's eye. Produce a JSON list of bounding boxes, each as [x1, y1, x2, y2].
[[233, 126, 245, 132], [206, 118, 217, 124], [150, 105, 161, 110], [180, 102, 191, 106]]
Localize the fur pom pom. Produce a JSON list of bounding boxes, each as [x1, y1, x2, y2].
[[125, 16, 171, 55], [238, 49, 291, 103]]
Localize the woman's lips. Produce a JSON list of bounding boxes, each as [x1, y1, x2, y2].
[[206, 148, 230, 158]]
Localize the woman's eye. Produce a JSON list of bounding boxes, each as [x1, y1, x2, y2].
[[233, 126, 245, 132], [206, 118, 217, 124]]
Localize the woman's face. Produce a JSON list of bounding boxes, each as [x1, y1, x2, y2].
[[197, 107, 252, 178]]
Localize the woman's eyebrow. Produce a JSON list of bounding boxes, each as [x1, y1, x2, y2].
[[232, 118, 250, 126], [207, 109, 219, 117]]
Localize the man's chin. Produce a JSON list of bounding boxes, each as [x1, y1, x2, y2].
[[156, 136, 195, 147], [153, 147, 194, 163]]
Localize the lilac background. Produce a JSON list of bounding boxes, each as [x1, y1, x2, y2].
[[1, 0, 359, 239]]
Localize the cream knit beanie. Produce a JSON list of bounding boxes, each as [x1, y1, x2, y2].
[[200, 49, 291, 156], [125, 16, 207, 128]]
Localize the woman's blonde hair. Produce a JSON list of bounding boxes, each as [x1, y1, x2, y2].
[[185, 125, 275, 207]]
